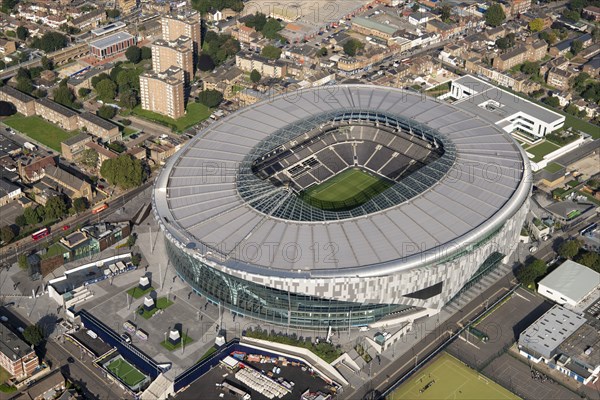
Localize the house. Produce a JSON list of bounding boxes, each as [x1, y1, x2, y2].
[[235, 24, 258, 44], [0, 178, 22, 206], [18, 155, 56, 183], [550, 33, 593, 57], [235, 52, 288, 78], [485, 26, 505, 41], [85, 142, 117, 167], [583, 55, 600, 76], [493, 40, 547, 71], [547, 67, 573, 91], [35, 98, 79, 131], [43, 165, 93, 202], [16, 370, 66, 400], [408, 11, 435, 26], [77, 112, 120, 143], [0, 86, 37, 116], [0, 322, 39, 379], [202, 66, 244, 99], [0, 38, 17, 55], [61, 133, 93, 162], [69, 8, 105, 30], [583, 5, 600, 21]]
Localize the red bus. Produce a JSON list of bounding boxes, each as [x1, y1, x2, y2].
[[92, 204, 108, 214], [31, 228, 49, 241]]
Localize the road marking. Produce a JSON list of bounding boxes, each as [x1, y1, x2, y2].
[[513, 291, 530, 302], [457, 335, 480, 349]]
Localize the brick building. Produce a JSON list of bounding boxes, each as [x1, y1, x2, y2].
[[547, 67, 573, 91], [151, 36, 194, 86], [0, 86, 36, 116], [35, 98, 79, 131], [0, 323, 39, 379], [89, 32, 136, 60], [78, 112, 120, 143], [161, 12, 201, 66], [493, 40, 547, 71], [61, 133, 93, 162], [139, 66, 185, 119]]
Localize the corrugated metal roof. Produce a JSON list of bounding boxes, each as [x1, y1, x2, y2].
[[539, 260, 600, 303]]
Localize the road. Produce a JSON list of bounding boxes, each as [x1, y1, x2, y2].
[[0, 178, 154, 267]]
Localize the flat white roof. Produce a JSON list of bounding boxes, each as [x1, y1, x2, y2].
[[539, 260, 600, 304]]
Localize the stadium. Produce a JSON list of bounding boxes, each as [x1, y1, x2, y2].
[[153, 85, 531, 328]]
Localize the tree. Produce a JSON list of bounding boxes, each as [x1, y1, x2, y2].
[[127, 233, 137, 248], [245, 12, 267, 31], [201, 32, 240, 66], [23, 207, 40, 225], [558, 239, 581, 259], [572, 72, 590, 92], [250, 69, 261, 83], [516, 258, 547, 287], [100, 155, 146, 189], [262, 18, 283, 40], [118, 89, 138, 109], [18, 254, 29, 270], [96, 79, 117, 102], [576, 252, 600, 271], [53, 85, 75, 108], [521, 61, 540, 76], [16, 26, 29, 41], [30, 32, 68, 52], [571, 39, 583, 55], [125, 46, 141, 64], [261, 45, 281, 60], [543, 95, 560, 107], [72, 197, 88, 213], [16, 77, 33, 94], [131, 253, 142, 267], [412, 3, 420, 12], [97, 105, 117, 119], [44, 196, 67, 221], [23, 324, 44, 347], [80, 148, 99, 168], [197, 53, 215, 72], [78, 87, 91, 97], [91, 73, 111, 88], [485, 3, 506, 27], [41, 56, 53, 71], [197, 89, 223, 108], [565, 103, 579, 115], [15, 214, 27, 227], [317, 47, 328, 57], [141, 46, 152, 60], [0, 61, 5, 70], [106, 8, 120, 19], [440, 4, 452, 22], [1, 0, 19, 13], [343, 39, 364, 57], [529, 18, 544, 32], [0, 226, 14, 244], [562, 9, 580, 21], [539, 30, 557, 45]]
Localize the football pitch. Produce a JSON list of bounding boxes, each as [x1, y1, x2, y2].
[[106, 358, 146, 387], [301, 168, 391, 209], [389, 353, 520, 400]]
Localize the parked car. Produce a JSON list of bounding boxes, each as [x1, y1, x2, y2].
[[121, 333, 131, 343], [62, 225, 70, 231]]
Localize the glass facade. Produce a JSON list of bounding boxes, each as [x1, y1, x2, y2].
[[166, 239, 412, 328]]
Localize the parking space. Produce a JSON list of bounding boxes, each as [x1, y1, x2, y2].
[[483, 354, 579, 400], [447, 289, 552, 369]]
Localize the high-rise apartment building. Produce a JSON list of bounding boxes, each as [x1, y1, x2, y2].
[[161, 12, 201, 67], [151, 36, 193, 87], [139, 67, 185, 119]]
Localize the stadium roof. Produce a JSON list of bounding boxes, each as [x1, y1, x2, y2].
[[539, 260, 600, 304], [154, 85, 530, 278], [452, 75, 564, 125]]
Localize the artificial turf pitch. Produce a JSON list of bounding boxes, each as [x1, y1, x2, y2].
[[389, 353, 519, 400], [301, 167, 391, 208], [106, 358, 146, 387]]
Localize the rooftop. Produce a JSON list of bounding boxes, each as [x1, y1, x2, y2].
[[539, 260, 600, 304], [0, 322, 35, 360], [62, 133, 91, 147], [0, 85, 35, 103], [352, 16, 398, 35], [35, 98, 78, 118], [89, 31, 134, 50], [44, 165, 87, 190], [79, 111, 118, 131]]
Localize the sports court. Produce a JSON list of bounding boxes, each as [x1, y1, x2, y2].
[[106, 357, 147, 388], [389, 352, 519, 400], [302, 167, 391, 205]]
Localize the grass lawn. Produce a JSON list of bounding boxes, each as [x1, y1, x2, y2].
[[138, 297, 173, 319], [525, 141, 560, 162], [196, 346, 218, 363], [132, 102, 211, 132], [425, 82, 451, 97], [126, 286, 154, 299], [42, 243, 66, 260], [106, 358, 146, 387], [123, 127, 138, 137], [0, 366, 11, 384], [160, 332, 193, 351], [3, 115, 77, 152], [301, 167, 392, 210], [389, 353, 519, 400], [544, 162, 564, 174]]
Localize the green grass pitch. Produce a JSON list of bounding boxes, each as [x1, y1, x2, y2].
[[301, 168, 392, 209], [106, 358, 146, 387], [389, 353, 520, 400]]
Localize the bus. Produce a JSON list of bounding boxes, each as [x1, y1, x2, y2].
[[92, 204, 108, 214], [31, 228, 49, 241]]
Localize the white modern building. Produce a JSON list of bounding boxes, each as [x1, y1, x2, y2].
[[538, 260, 600, 307], [450, 75, 565, 138]]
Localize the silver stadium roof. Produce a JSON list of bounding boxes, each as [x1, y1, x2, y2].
[[153, 85, 531, 278]]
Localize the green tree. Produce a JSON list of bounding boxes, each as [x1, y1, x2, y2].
[[23, 207, 40, 225], [16, 77, 33, 94], [72, 197, 88, 213], [539, 30, 557, 45], [1, 0, 19, 13], [53, 84, 75, 108], [440, 4, 452, 22], [521, 61, 540, 76], [201, 32, 240, 66], [343, 39, 364, 57], [592, 27, 600, 44], [125, 46, 141, 64], [127, 233, 137, 248], [261, 45, 282, 60], [91, 73, 111, 88], [0, 60, 5, 70], [250, 69, 261, 83], [15, 214, 27, 227], [529, 18, 544, 32], [41, 56, 53, 71], [97, 105, 117, 119], [131, 253, 142, 266], [78, 87, 91, 97], [245, 12, 267, 31], [198, 53, 215, 72], [576, 252, 600, 271], [0, 226, 14, 244], [261, 18, 283, 40], [197, 89, 223, 108], [116, 69, 140, 92], [44, 196, 67, 221], [106, 8, 120, 19], [23, 324, 44, 347], [80, 148, 99, 168], [565, 103, 579, 115], [16, 26, 29, 41], [485, 3, 506, 27], [18, 254, 28, 270], [562, 9, 581, 21], [96, 79, 117, 102], [558, 239, 581, 259], [543, 95, 560, 107], [30, 32, 68, 52], [516, 258, 547, 287], [317, 47, 328, 57], [118, 89, 138, 109], [572, 72, 590, 92], [140, 46, 152, 60], [571, 39, 583, 55], [100, 155, 146, 189]]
